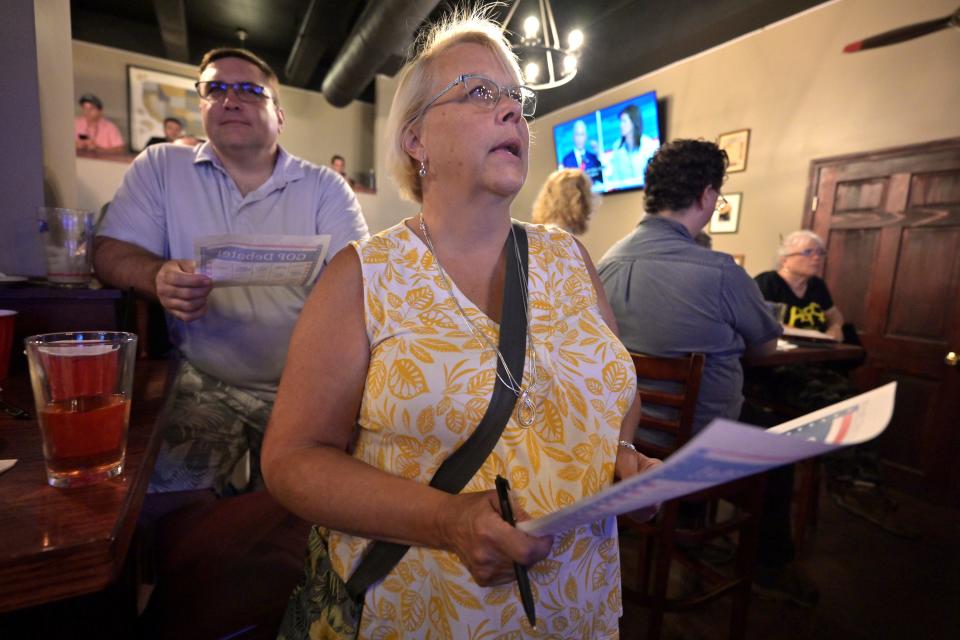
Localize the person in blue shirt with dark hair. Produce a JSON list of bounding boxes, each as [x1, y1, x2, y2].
[[599, 139, 823, 608]]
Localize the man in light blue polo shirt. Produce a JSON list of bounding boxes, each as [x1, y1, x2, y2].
[[94, 47, 369, 495]]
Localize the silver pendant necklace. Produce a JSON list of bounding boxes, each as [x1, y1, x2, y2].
[[418, 213, 539, 427]]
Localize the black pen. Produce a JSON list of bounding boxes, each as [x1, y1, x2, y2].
[[495, 474, 536, 628]]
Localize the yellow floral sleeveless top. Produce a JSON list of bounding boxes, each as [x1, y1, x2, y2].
[[328, 221, 636, 639]]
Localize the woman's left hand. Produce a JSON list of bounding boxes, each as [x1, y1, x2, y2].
[[614, 446, 662, 523]]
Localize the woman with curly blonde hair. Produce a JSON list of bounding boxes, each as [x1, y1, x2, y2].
[[531, 168, 598, 235]]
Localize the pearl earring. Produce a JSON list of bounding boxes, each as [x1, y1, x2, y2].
[[418, 160, 427, 177]]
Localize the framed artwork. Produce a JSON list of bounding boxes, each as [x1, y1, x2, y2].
[[127, 65, 203, 152], [710, 192, 742, 234], [718, 128, 750, 173]]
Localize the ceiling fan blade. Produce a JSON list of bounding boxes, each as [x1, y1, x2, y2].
[[843, 10, 958, 52]]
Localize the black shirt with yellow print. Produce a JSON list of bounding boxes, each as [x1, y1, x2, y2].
[[754, 271, 833, 332]]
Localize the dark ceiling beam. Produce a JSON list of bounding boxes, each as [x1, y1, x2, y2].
[[152, 0, 189, 63], [285, 0, 331, 86], [322, 0, 441, 107]]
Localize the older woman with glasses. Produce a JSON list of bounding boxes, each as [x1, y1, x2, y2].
[[749, 231, 910, 538], [263, 9, 659, 640], [754, 230, 844, 340]]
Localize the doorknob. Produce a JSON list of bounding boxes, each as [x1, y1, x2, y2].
[[947, 351, 959, 366]]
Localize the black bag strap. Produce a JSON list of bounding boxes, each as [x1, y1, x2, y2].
[[346, 223, 529, 600]]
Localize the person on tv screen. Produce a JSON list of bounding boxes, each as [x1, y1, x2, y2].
[[606, 103, 659, 186], [561, 119, 603, 184]]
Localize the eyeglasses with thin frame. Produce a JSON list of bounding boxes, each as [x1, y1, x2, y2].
[[413, 74, 537, 123], [195, 81, 275, 104], [785, 247, 827, 258]]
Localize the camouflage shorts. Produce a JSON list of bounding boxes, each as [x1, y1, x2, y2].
[[149, 360, 273, 496]]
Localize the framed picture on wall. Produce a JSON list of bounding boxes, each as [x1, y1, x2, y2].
[[718, 128, 750, 173], [127, 65, 203, 152], [709, 192, 742, 234]]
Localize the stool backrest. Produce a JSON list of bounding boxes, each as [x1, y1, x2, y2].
[[629, 352, 705, 458]]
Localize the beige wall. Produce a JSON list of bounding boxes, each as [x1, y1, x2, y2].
[[346, 75, 420, 236], [366, 74, 419, 234], [514, 0, 960, 275], [71, 73, 414, 238], [75, 157, 128, 216], [72, 41, 374, 178], [35, 0, 77, 209]]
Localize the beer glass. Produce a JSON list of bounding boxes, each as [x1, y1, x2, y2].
[[25, 331, 137, 487]]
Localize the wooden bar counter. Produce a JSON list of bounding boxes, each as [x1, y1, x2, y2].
[[0, 358, 176, 613]]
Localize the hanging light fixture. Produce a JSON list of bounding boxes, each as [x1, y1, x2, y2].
[[502, 0, 583, 90]]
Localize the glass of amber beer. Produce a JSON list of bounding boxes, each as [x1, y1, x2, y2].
[[25, 331, 137, 487]]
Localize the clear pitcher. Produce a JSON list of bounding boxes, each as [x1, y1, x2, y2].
[[38, 207, 95, 286]]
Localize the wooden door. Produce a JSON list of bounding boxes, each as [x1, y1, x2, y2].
[[805, 138, 960, 505]]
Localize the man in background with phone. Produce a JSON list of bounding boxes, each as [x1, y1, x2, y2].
[[74, 93, 125, 153]]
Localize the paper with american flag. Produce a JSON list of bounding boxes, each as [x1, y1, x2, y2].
[[520, 382, 896, 536]]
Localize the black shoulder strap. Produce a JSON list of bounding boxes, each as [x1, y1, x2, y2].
[[346, 223, 529, 599]]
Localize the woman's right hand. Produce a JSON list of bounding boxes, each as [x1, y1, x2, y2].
[[437, 490, 552, 587]]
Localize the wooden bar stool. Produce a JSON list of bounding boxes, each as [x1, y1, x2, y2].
[[619, 352, 765, 640]]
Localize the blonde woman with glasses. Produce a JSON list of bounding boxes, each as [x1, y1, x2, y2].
[[264, 9, 659, 639]]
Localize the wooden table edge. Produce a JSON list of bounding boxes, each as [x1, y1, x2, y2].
[[0, 357, 179, 614]]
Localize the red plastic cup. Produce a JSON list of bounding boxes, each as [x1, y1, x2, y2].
[[0, 310, 16, 381]]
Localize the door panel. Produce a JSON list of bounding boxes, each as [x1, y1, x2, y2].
[[877, 371, 937, 473], [886, 227, 960, 341], [910, 170, 960, 206], [808, 138, 960, 504], [834, 178, 887, 212], [824, 229, 879, 332]]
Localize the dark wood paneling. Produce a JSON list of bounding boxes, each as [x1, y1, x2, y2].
[[0, 286, 126, 376], [830, 146, 960, 181], [803, 138, 960, 229], [886, 227, 960, 342], [834, 178, 887, 213], [825, 229, 879, 332], [0, 359, 176, 612], [875, 371, 937, 472], [826, 208, 960, 229], [807, 137, 960, 504], [910, 170, 960, 206]]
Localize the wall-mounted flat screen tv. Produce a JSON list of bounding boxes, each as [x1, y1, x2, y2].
[[552, 90, 661, 194]]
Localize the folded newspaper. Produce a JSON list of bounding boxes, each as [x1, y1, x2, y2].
[[518, 382, 896, 537], [195, 234, 331, 286]]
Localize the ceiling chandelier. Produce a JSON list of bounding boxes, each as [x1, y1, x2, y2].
[[501, 0, 584, 90]]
